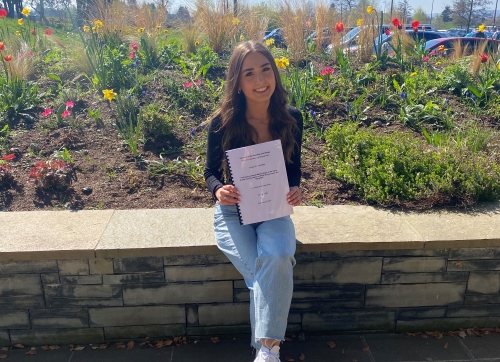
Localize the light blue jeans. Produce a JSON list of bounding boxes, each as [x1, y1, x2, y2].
[[214, 202, 296, 349]]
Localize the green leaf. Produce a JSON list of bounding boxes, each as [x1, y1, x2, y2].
[[47, 73, 62, 83]]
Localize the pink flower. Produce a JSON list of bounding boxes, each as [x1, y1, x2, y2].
[[129, 51, 135, 59], [45, 29, 52, 35], [194, 79, 201, 86], [305, 21, 312, 28], [65, 101, 74, 108], [41, 108, 52, 117], [130, 43, 138, 51], [183, 81, 193, 88], [422, 56, 429, 62], [320, 67, 334, 76], [61, 110, 71, 118]]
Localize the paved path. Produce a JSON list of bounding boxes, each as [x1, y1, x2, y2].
[[3, 333, 500, 362]]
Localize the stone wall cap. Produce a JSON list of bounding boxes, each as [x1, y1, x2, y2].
[[1, 203, 500, 261]]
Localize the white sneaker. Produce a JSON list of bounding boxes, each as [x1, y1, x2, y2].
[[254, 346, 281, 362]]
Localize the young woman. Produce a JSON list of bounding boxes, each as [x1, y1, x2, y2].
[[204, 40, 303, 362]]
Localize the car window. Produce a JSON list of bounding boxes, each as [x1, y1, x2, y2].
[[423, 33, 442, 41]]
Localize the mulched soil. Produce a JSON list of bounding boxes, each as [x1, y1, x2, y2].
[[0, 60, 497, 212]]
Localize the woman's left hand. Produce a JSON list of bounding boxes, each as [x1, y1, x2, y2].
[[287, 186, 301, 206]]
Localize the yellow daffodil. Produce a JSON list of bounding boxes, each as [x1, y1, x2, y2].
[[102, 89, 117, 102], [92, 26, 97, 33], [275, 57, 289, 69], [164, 29, 168, 33], [156, 25, 161, 29], [294, 16, 299, 21], [21, 7, 30, 16], [367, 6, 373, 14], [357, 18, 363, 26], [95, 20, 103, 27], [316, 77, 323, 82], [194, 40, 200, 46], [435, 61, 441, 65], [15, 31, 21, 36], [411, 72, 417, 76], [478, 24, 485, 32], [83, 25, 90, 32], [18, 18, 24, 25], [232, 17, 240, 25], [497, 62, 500, 70], [265, 38, 275, 46], [137, 27, 145, 33], [391, 74, 397, 77], [239, 34, 245, 41]]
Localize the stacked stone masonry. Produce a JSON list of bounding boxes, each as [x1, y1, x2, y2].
[[3, 248, 500, 346]]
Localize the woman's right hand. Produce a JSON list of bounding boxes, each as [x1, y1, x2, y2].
[[216, 185, 241, 205]]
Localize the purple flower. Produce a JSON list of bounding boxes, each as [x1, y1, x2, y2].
[[400, 91, 407, 99], [190, 128, 196, 137], [465, 91, 470, 97], [200, 124, 206, 130], [141, 90, 146, 97], [471, 94, 476, 101], [151, 92, 155, 97], [309, 109, 317, 120], [346, 104, 354, 111], [445, 98, 449, 104]]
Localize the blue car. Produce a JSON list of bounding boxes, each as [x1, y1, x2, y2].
[[263, 28, 286, 47]]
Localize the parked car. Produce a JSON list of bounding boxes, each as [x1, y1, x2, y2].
[[403, 23, 436, 31], [337, 30, 447, 55], [338, 25, 391, 48], [446, 28, 467, 37], [425, 37, 500, 56], [465, 31, 494, 38]]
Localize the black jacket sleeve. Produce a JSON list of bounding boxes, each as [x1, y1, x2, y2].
[[286, 106, 303, 188], [204, 116, 225, 199]]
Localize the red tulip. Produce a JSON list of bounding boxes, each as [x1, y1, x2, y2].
[[3, 54, 12, 62], [335, 22, 344, 33], [480, 54, 488, 63], [45, 29, 52, 35], [1, 154, 15, 161], [385, 29, 390, 35], [30, 29, 36, 35], [392, 18, 403, 29], [0, 42, 4, 51], [0, 8, 7, 18], [411, 20, 419, 32]]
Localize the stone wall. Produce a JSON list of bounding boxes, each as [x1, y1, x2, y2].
[[3, 247, 500, 346]]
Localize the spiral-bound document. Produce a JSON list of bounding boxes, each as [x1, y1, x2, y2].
[[225, 139, 293, 225]]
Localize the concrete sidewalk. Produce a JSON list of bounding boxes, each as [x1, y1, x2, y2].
[[2, 333, 500, 362]]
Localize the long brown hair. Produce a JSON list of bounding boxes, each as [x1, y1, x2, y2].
[[210, 40, 298, 182]]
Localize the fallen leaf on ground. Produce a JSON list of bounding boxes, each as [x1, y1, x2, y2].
[[99, 344, 109, 349], [0, 354, 7, 359], [299, 353, 305, 360], [327, 341, 336, 349], [444, 343, 448, 349], [362, 346, 370, 352], [26, 350, 37, 355], [405, 332, 421, 337], [210, 337, 220, 344], [41, 346, 49, 350], [421, 335, 429, 339], [73, 346, 85, 351], [455, 262, 463, 267], [13, 345, 24, 349], [49, 346, 59, 350], [459, 331, 467, 338], [91, 347, 99, 350], [126, 341, 134, 350], [116, 343, 126, 349], [0, 348, 7, 352], [285, 355, 294, 361]]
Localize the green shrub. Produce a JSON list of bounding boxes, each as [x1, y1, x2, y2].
[[322, 122, 500, 207], [141, 103, 173, 139]]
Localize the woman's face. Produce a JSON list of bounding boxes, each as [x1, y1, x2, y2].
[[238, 51, 276, 107]]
